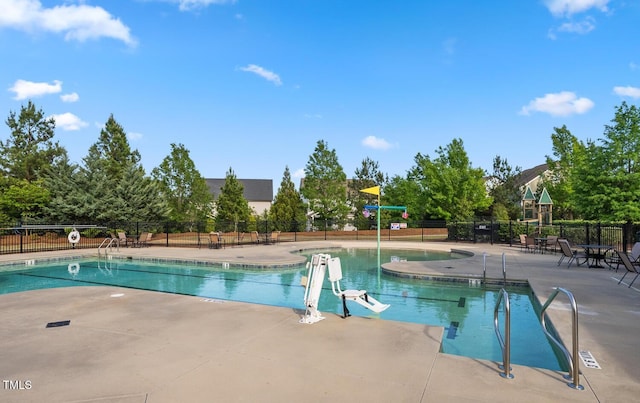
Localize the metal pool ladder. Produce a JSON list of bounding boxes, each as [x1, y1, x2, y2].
[[98, 237, 119, 256], [494, 288, 513, 379], [540, 287, 584, 390]]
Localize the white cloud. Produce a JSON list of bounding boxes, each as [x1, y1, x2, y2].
[[51, 112, 88, 131], [0, 0, 136, 46], [362, 135, 394, 150], [548, 17, 596, 39], [173, 0, 236, 12], [613, 86, 640, 99], [630, 62, 638, 71], [557, 17, 595, 34], [519, 91, 594, 117], [60, 92, 79, 103], [239, 64, 282, 86], [128, 132, 144, 141], [303, 113, 322, 119], [9, 79, 62, 100], [292, 168, 305, 179], [544, 0, 610, 17]]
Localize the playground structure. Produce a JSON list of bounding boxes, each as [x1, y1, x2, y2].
[[300, 253, 390, 324]]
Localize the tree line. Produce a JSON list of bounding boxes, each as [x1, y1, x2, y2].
[[1, 100, 638, 231]]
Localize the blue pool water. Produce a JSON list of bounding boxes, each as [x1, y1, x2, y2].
[[0, 249, 565, 371]]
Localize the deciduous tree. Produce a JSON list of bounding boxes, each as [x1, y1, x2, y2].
[[542, 125, 582, 220], [408, 138, 490, 221], [573, 102, 640, 221], [152, 143, 212, 222], [486, 156, 522, 220]]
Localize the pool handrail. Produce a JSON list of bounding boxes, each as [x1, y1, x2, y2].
[[540, 287, 584, 390], [98, 237, 119, 256], [493, 288, 513, 379]]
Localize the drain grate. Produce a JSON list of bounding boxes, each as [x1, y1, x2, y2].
[[46, 320, 70, 328], [579, 350, 601, 369], [457, 297, 466, 308], [201, 298, 225, 304]]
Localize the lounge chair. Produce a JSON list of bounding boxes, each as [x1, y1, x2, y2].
[[132, 232, 149, 248], [518, 234, 527, 252], [250, 231, 261, 244], [557, 239, 588, 267], [208, 232, 225, 249], [615, 249, 640, 288], [117, 231, 130, 247], [270, 231, 281, 244]]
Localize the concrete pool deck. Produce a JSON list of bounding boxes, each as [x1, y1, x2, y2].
[[0, 241, 638, 402]]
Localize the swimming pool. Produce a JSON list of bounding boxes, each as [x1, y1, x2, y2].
[[0, 249, 566, 371]]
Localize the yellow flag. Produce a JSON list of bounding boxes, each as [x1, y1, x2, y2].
[[359, 186, 380, 196]]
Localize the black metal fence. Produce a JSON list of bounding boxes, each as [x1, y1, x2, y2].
[[447, 219, 640, 253], [2, 219, 638, 255]]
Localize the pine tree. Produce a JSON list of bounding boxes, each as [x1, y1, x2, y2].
[[270, 166, 306, 231], [214, 168, 251, 232], [301, 140, 350, 227], [0, 100, 65, 182]]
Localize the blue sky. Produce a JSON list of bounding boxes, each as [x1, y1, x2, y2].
[[1, 0, 639, 190]]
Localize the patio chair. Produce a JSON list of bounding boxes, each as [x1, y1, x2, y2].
[[117, 231, 130, 247], [132, 232, 149, 248], [545, 235, 558, 253], [270, 231, 281, 244], [518, 234, 527, 252], [605, 242, 640, 271], [557, 239, 587, 267], [250, 231, 261, 244], [524, 235, 537, 253], [615, 249, 640, 288], [208, 232, 225, 249]]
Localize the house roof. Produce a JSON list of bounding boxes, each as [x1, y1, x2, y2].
[[518, 163, 548, 188], [205, 179, 273, 202]]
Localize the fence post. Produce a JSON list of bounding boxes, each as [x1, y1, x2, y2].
[[490, 219, 494, 245], [585, 222, 590, 245], [509, 220, 513, 247], [624, 220, 631, 252], [324, 219, 327, 240], [19, 220, 23, 254]]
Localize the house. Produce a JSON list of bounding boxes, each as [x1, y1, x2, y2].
[[205, 179, 273, 214], [517, 163, 553, 224], [517, 163, 549, 193]]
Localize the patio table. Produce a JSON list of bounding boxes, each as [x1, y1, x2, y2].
[[577, 244, 613, 268]]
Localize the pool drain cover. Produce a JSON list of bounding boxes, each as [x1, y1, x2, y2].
[[46, 320, 70, 328], [579, 350, 601, 369]]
